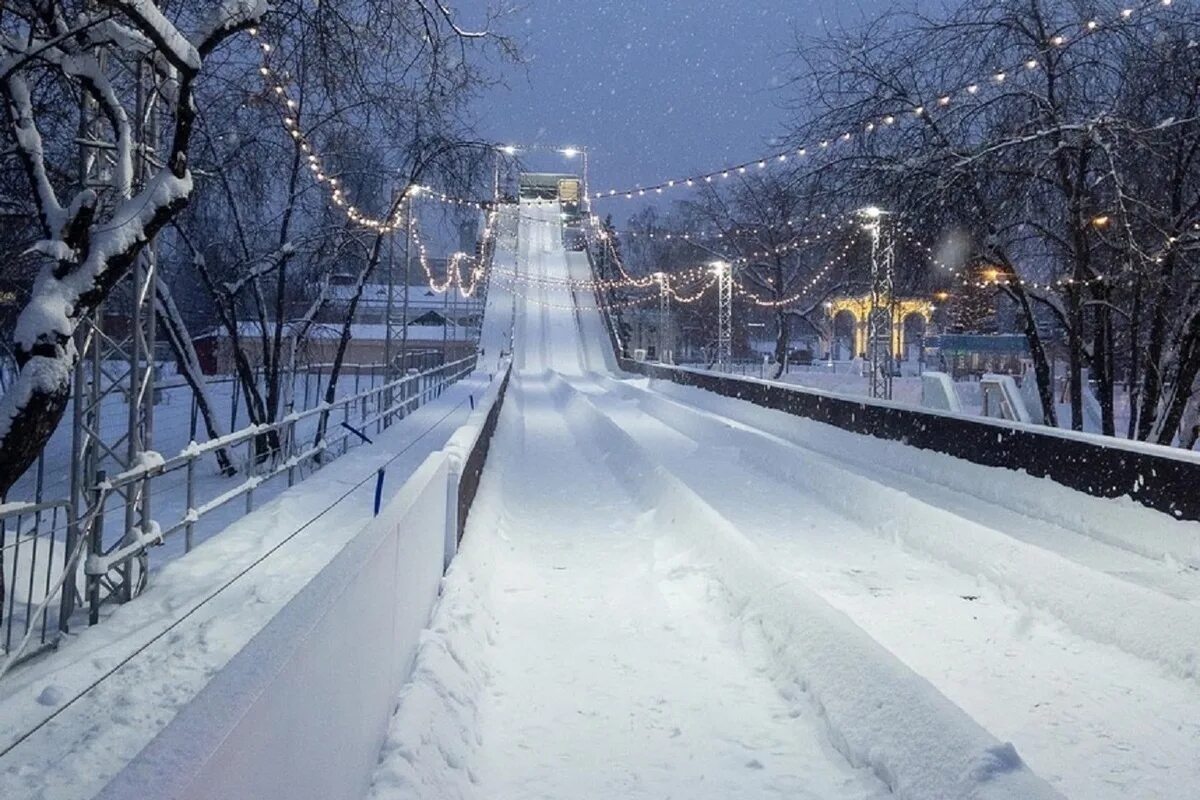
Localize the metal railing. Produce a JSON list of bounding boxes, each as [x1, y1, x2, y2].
[[0, 355, 476, 670]]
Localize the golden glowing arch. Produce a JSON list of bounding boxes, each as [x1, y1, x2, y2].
[[826, 294, 934, 358]]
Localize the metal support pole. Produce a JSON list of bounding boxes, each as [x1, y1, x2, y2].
[[864, 209, 895, 400], [384, 215, 396, 396], [715, 262, 733, 373], [656, 272, 670, 363], [87, 470, 105, 626], [185, 456, 195, 552], [401, 201, 413, 371]]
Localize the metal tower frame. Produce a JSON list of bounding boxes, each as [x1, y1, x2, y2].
[[864, 210, 895, 400], [68, 59, 160, 624], [715, 262, 733, 372], [656, 272, 671, 363]]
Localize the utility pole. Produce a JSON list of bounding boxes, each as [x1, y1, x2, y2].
[[713, 261, 733, 373], [862, 207, 894, 400]]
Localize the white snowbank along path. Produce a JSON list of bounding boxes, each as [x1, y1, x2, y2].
[[367, 203, 1200, 799]]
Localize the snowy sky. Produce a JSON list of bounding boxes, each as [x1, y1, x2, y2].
[[470, 0, 901, 216]]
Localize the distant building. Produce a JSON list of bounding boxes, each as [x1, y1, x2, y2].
[[193, 318, 476, 376], [824, 294, 934, 361], [518, 172, 582, 221], [925, 333, 1030, 378], [192, 277, 482, 375]]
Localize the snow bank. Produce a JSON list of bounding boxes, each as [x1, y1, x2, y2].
[[649, 378, 1200, 567], [629, 379, 1200, 684], [366, 473, 499, 800], [549, 374, 1063, 800]]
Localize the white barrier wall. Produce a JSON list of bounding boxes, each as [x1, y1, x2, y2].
[[96, 365, 511, 800], [97, 454, 452, 800]]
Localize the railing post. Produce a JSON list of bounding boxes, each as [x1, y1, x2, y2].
[[286, 403, 297, 487], [245, 438, 255, 514], [185, 456, 195, 552], [342, 401, 351, 456], [88, 470, 106, 626]]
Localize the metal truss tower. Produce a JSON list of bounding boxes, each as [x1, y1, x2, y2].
[[715, 262, 733, 373], [864, 209, 895, 400], [656, 272, 671, 363], [68, 60, 159, 624]]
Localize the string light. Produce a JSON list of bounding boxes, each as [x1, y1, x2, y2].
[[587, 0, 1175, 202], [734, 238, 858, 307], [407, 210, 500, 295]]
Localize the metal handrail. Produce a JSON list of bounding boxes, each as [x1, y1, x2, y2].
[[102, 355, 477, 494]]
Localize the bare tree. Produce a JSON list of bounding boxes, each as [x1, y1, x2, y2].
[[784, 0, 1200, 440], [0, 1, 267, 497]]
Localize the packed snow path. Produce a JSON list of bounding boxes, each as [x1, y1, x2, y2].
[[369, 203, 1200, 800]]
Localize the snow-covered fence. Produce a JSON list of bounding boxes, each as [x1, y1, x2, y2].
[[620, 359, 1200, 522], [97, 362, 513, 800], [0, 499, 72, 664], [0, 356, 477, 672], [80, 357, 477, 619]]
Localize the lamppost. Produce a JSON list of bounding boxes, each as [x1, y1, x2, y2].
[[497, 144, 517, 203]]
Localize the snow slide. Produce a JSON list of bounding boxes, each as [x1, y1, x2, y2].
[[366, 201, 1079, 799]]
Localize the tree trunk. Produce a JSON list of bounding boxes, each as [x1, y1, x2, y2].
[[1092, 290, 1115, 437], [314, 236, 385, 450], [1067, 286, 1085, 431], [1002, 280, 1058, 426], [155, 282, 235, 475]]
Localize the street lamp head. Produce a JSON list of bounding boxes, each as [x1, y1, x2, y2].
[[560, 147, 580, 158], [859, 205, 884, 219], [499, 145, 518, 156], [709, 260, 729, 273]]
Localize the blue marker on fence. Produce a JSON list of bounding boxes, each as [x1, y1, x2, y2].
[[469, 394, 475, 410], [341, 421, 373, 445], [374, 468, 385, 516]]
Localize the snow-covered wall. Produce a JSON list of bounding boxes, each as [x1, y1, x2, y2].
[[621, 359, 1200, 521], [96, 365, 513, 800]]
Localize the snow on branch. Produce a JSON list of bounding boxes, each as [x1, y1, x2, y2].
[[196, 0, 270, 55], [0, 72, 65, 236], [103, 0, 202, 73]]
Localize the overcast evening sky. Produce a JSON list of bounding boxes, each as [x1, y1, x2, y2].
[[469, 0, 904, 218]]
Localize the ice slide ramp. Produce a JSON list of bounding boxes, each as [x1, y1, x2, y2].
[[510, 202, 614, 376], [370, 204, 1200, 799]]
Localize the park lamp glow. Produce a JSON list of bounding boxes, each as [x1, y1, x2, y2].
[[560, 147, 580, 158], [709, 260, 730, 274], [499, 144, 518, 156]]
